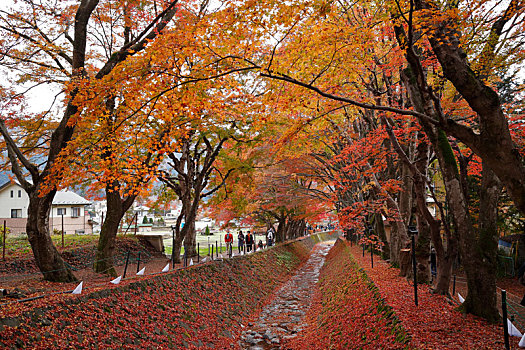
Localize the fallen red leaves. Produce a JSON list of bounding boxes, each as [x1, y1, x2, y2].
[[347, 240, 520, 349], [0, 234, 330, 349], [286, 239, 410, 350]]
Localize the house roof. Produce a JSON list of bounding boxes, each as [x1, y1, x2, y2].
[[53, 191, 91, 205], [0, 178, 91, 205]]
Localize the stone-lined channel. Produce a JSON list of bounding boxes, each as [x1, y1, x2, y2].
[[239, 241, 334, 349]]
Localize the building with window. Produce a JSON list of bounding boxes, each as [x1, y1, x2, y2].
[[0, 181, 93, 235]]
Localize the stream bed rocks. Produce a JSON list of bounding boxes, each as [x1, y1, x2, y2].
[[239, 241, 333, 349]]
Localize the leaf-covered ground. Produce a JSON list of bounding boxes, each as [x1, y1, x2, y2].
[[286, 239, 521, 349], [285, 239, 410, 349], [0, 233, 336, 349], [345, 240, 519, 349]]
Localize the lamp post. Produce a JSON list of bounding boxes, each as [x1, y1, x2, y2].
[[408, 225, 418, 306], [368, 225, 374, 268], [61, 213, 64, 248], [171, 225, 176, 269]]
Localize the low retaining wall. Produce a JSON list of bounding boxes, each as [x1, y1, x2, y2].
[[0, 231, 339, 349]]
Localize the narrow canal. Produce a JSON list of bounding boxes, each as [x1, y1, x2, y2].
[[239, 241, 334, 349]]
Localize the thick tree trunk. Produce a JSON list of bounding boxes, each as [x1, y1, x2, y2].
[[276, 217, 286, 243], [183, 219, 197, 258], [94, 210, 122, 276], [417, 0, 525, 216], [415, 215, 431, 283], [373, 212, 390, 260], [27, 191, 77, 282], [461, 163, 501, 323], [93, 188, 134, 276], [399, 248, 412, 277], [389, 220, 403, 266], [172, 236, 184, 263]]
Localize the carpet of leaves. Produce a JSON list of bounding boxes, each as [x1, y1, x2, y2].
[[347, 241, 520, 349], [0, 234, 327, 349], [0, 236, 157, 277], [286, 239, 410, 350]]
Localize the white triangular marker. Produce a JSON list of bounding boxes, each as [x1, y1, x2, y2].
[[458, 293, 465, 303], [72, 281, 83, 294], [202, 257, 208, 263], [162, 263, 170, 272], [508, 319, 522, 337], [110, 276, 122, 285], [136, 267, 145, 276], [518, 333, 525, 347], [189, 259, 194, 266], [219, 254, 223, 259]]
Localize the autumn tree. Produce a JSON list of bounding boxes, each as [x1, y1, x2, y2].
[[0, 0, 181, 281], [241, 0, 525, 321], [159, 127, 235, 262]]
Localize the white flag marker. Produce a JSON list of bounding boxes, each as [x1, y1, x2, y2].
[[136, 267, 145, 276], [519, 333, 525, 347], [458, 293, 465, 303], [189, 259, 194, 266], [72, 281, 83, 295], [508, 319, 522, 337], [110, 276, 122, 285], [162, 263, 170, 272]]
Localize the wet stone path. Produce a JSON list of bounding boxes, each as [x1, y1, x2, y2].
[[239, 241, 334, 349]]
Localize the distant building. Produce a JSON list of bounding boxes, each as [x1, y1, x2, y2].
[[0, 181, 93, 235]]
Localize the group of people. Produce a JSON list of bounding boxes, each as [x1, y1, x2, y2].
[[224, 227, 275, 255]]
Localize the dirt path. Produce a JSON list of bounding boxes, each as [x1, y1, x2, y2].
[[239, 241, 334, 349]]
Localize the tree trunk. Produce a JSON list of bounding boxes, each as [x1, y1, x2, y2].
[[417, 0, 525, 216], [415, 215, 431, 283], [373, 212, 390, 260], [27, 191, 77, 282], [172, 236, 184, 263], [276, 217, 286, 243], [93, 187, 135, 276], [183, 219, 197, 258], [461, 163, 501, 323], [399, 248, 412, 277]]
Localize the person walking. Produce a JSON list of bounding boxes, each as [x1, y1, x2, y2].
[[266, 227, 274, 247], [237, 230, 245, 254], [430, 247, 437, 280], [224, 229, 233, 257], [245, 231, 254, 252]]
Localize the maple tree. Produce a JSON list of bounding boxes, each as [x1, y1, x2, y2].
[[158, 127, 236, 262], [243, 0, 525, 321], [0, 0, 182, 281]]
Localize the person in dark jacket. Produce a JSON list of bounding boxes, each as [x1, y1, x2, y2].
[[245, 231, 254, 252], [237, 230, 245, 254], [430, 247, 437, 279]]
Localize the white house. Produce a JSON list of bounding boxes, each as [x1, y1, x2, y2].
[[0, 181, 93, 235]]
